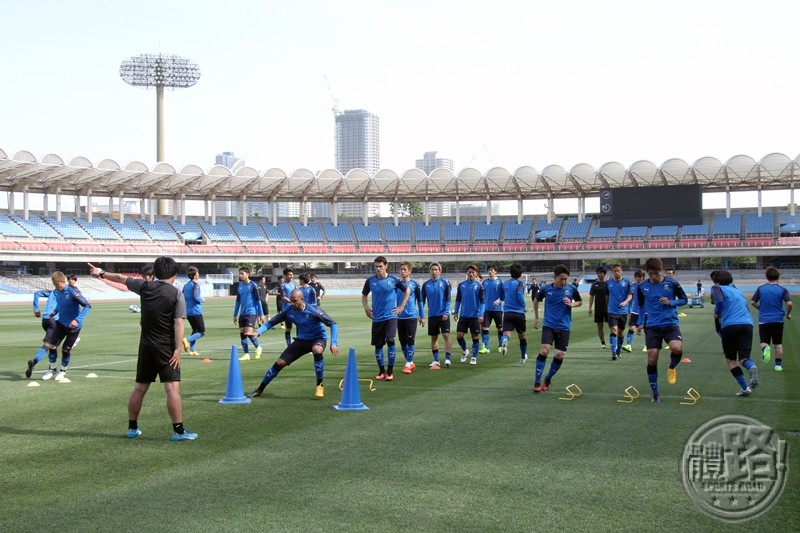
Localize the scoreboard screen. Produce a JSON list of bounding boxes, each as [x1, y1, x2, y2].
[[599, 184, 702, 228]]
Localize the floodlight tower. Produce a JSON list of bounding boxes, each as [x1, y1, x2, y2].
[[120, 54, 200, 214]]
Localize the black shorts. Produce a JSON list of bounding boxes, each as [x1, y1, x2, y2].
[[720, 324, 753, 361], [540, 326, 570, 352], [238, 315, 257, 329], [41, 317, 56, 341], [456, 316, 481, 336], [397, 318, 418, 346], [279, 338, 326, 365], [593, 309, 608, 324], [644, 325, 683, 350], [45, 322, 80, 350], [628, 313, 639, 329], [187, 314, 206, 335], [371, 319, 398, 347], [502, 312, 526, 334], [427, 315, 451, 336], [758, 322, 784, 345], [136, 342, 181, 383], [483, 310, 503, 329], [260, 298, 270, 315], [607, 313, 628, 330]]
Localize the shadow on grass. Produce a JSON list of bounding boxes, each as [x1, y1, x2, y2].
[[0, 425, 121, 440]]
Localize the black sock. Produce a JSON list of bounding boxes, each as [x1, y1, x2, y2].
[[172, 422, 184, 434], [379, 365, 386, 373], [387, 365, 394, 375], [317, 378, 323, 386], [129, 420, 138, 430]]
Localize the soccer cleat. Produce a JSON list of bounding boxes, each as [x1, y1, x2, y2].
[[642, 345, 648, 352], [651, 395, 661, 404], [460, 351, 469, 363], [479, 344, 491, 354], [189, 351, 200, 357], [409, 362, 416, 370], [737, 387, 752, 397], [280, 323, 286, 330], [247, 389, 263, 398], [238, 353, 251, 361], [469, 357, 477, 365], [182, 338, 190, 353], [667, 367, 677, 385], [402, 364, 413, 374], [376, 373, 388, 380], [385, 374, 394, 381], [533, 383, 542, 394], [171, 429, 199, 441], [314, 384, 324, 399], [775, 365, 783, 372], [749, 366, 759, 388], [429, 361, 441, 370], [520, 354, 528, 364], [621, 344, 632, 353], [54, 371, 66, 381], [499, 340, 508, 355], [25, 359, 34, 379], [42, 370, 54, 381], [611, 354, 618, 361], [542, 379, 550, 392], [255, 346, 262, 359], [444, 359, 452, 368], [601, 343, 607, 349], [127, 428, 142, 439], [762, 346, 771, 363]]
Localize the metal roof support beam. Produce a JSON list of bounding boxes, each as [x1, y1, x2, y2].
[[56, 188, 62, 222], [758, 186, 762, 217], [139, 198, 146, 221], [726, 186, 731, 217], [149, 194, 155, 225], [179, 194, 186, 226], [241, 195, 247, 226], [209, 195, 216, 226], [43, 192, 49, 217], [86, 189, 93, 222], [424, 197, 430, 225], [119, 191, 125, 224], [517, 198, 523, 224], [23, 185, 29, 220], [485, 197, 491, 225], [362, 198, 368, 226], [74, 193, 80, 218], [546, 197, 554, 224], [455, 198, 460, 226]]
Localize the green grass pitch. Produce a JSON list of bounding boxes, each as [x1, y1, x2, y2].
[[1, 295, 798, 532]]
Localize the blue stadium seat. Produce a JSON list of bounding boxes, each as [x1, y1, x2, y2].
[[413, 221, 441, 241], [74, 217, 120, 240], [261, 221, 295, 242], [199, 220, 237, 241], [382, 221, 411, 242], [229, 221, 266, 241], [352, 221, 381, 242], [561, 218, 591, 240], [0, 214, 31, 238], [322, 221, 353, 242], [745, 211, 773, 234], [445, 220, 471, 241], [503, 219, 532, 240], [292, 221, 324, 242], [474, 221, 501, 241], [107, 218, 150, 240]]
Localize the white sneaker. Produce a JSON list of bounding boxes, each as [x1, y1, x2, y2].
[[42, 370, 54, 381], [54, 371, 66, 381], [73, 337, 81, 347], [444, 359, 452, 368], [469, 357, 477, 365], [460, 350, 469, 363], [499, 342, 508, 355], [429, 361, 440, 369], [520, 354, 528, 364]]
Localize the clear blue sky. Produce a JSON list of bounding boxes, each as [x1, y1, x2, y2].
[[1, 0, 797, 210]]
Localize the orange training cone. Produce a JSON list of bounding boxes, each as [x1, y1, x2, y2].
[[334, 348, 369, 411], [219, 345, 251, 404]]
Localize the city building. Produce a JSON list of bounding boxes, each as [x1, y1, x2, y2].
[[335, 109, 381, 219], [416, 151, 454, 217]]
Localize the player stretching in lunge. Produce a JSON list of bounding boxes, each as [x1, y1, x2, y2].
[[635, 258, 688, 403], [532, 264, 582, 393], [498, 263, 529, 363], [247, 289, 339, 399]]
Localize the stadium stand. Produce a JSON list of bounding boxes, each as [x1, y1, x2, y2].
[[261, 221, 295, 241], [292, 221, 325, 243], [322, 221, 353, 242], [0, 214, 30, 238], [229, 221, 266, 241], [137, 219, 179, 241], [42, 216, 91, 240], [10, 214, 61, 239], [503, 219, 532, 241], [199, 220, 237, 241], [618, 226, 647, 239], [74, 217, 120, 240], [445, 220, 472, 241], [745, 211, 774, 234], [413, 221, 441, 241], [383, 221, 412, 252], [712, 213, 743, 236], [560, 217, 591, 240], [474, 221, 502, 241], [352, 221, 382, 242], [106, 218, 150, 241]]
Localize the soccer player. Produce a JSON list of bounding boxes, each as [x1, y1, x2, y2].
[[247, 289, 339, 399], [67, 274, 82, 347], [279, 268, 297, 345], [233, 266, 264, 361], [28, 286, 59, 378], [532, 264, 582, 393], [421, 262, 453, 369], [309, 273, 326, 306], [751, 266, 793, 371], [635, 257, 688, 403], [257, 275, 271, 320], [480, 265, 504, 354], [182, 266, 205, 357], [622, 270, 645, 352], [606, 264, 633, 360], [498, 263, 529, 363], [453, 264, 485, 365], [712, 270, 759, 396], [24, 271, 91, 381], [397, 261, 424, 374], [588, 266, 608, 350], [665, 268, 676, 279], [88, 258, 198, 441], [297, 272, 317, 305], [362, 256, 410, 380]]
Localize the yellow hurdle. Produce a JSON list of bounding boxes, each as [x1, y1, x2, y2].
[[680, 387, 701, 405], [558, 383, 583, 400], [338, 378, 376, 392], [617, 385, 641, 403]]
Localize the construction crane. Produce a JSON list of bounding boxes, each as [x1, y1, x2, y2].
[[323, 74, 342, 116]]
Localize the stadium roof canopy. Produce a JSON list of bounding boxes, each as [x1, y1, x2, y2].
[[0, 148, 798, 204]]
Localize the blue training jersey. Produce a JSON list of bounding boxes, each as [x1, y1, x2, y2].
[[629, 282, 641, 314], [713, 285, 753, 328], [536, 283, 581, 331], [636, 277, 687, 327], [183, 280, 204, 317], [421, 277, 452, 317], [482, 277, 504, 312], [280, 281, 296, 311], [502, 278, 527, 314], [53, 286, 91, 328], [606, 277, 632, 314], [362, 274, 407, 322], [33, 289, 59, 320], [299, 285, 317, 305], [234, 280, 264, 317], [454, 279, 485, 318], [398, 279, 424, 319], [258, 304, 338, 344], [751, 283, 791, 324]]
